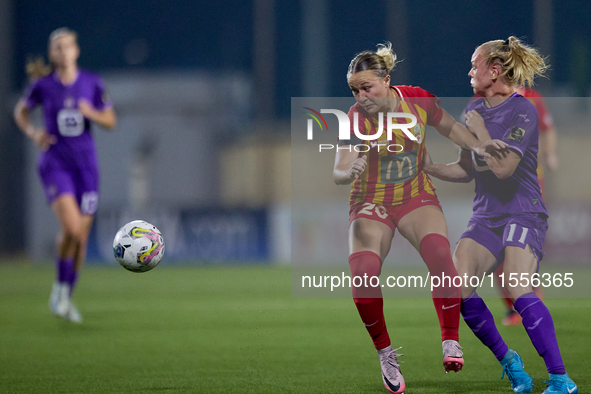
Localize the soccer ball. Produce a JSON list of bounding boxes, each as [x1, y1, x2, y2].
[[113, 220, 164, 273]]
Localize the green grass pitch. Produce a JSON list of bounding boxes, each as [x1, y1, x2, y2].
[[0, 263, 589, 393]]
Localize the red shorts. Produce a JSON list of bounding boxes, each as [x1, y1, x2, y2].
[[349, 190, 442, 232]]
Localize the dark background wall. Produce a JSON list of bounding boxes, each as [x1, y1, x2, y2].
[[3, 0, 591, 255]]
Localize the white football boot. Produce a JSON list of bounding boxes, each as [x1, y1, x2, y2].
[[378, 346, 405, 393], [50, 283, 73, 320], [442, 340, 464, 373], [66, 301, 83, 323]]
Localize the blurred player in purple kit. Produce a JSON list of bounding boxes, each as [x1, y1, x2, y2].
[[14, 28, 116, 323], [423, 36, 577, 394]]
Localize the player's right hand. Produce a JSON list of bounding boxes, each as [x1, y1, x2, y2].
[[30, 127, 56, 151], [348, 155, 367, 182]]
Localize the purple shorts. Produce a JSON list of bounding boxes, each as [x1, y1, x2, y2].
[[459, 213, 548, 264], [38, 166, 99, 215]]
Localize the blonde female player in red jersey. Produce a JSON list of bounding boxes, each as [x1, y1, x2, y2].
[[333, 42, 507, 394]]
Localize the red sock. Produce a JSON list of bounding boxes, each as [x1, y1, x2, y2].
[[349, 251, 390, 350], [495, 263, 514, 310], [419, 233, 460, 341]]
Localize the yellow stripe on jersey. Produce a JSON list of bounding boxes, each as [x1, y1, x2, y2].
[[373, 115, 393, 205], [399, 100, 421, 179], [413, 103, 427, 152], [423, 173, 436, 194], [392, 173, 405, 204], [413, 104, 427, 127], [411, 103, 427, 178], [388, 112, 406, 203], [400, 101, 419, 151], [409, 171, 420, 198], [353, 165, 370, 205], [352, 119, 372, 205]]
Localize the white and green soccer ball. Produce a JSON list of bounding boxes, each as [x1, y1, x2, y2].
[[113, 220, 164, 273]]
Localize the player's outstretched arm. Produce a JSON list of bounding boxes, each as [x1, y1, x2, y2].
[[423, 147, 474, 183], [333, 148, 367, 185], [465, 109, 521, 180], [435, 110, 507, 158]]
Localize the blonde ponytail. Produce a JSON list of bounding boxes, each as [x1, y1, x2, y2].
[[25, 56, 52, 82], [376, 42, 397, 74], [478, 36, 548, 87], [25, 28, 79, 82], [348, 41, 399, 78]]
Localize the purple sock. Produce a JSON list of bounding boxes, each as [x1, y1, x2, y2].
[[514, 292, 565, 375], [461, 293, 509, 361], [56, 258, 74, 284], [67, 267, 79, 297]]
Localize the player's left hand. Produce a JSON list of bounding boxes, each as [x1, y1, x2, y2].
[[78, 99, 96, 119], [474, 139, 508, 158]]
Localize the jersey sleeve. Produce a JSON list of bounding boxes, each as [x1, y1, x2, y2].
[[502, 107, 539, 157], [415, 87, 443, 127], [93, 76, 113, 111], [23, 81, 42, 110]]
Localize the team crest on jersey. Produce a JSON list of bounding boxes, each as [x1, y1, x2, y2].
[[508, 126, 526, 142], [413, 123, 425, 143]]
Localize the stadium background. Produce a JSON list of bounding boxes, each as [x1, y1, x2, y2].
[[1, 1, 590, 393], [0, 0, 590, 265]]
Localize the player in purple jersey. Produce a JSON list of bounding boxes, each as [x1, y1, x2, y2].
[[13, 28, 116, 323], [423, 37, 577, 394]]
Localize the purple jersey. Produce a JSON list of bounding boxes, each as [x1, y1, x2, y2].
[[24, 70, 111, 172], [24, 70, 111, 214], [465, 93, 547, 219]]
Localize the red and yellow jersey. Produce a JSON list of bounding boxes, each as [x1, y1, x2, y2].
[[344, 85, 443, 207]]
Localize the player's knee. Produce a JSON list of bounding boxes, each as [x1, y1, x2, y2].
[[505, 286, 531, 301], [419, 233, 450, 259], [77, 229, 91, 245], [351, 220, 382, 250], [62, 225, 83, 245], [453, 249, 472, 272]]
